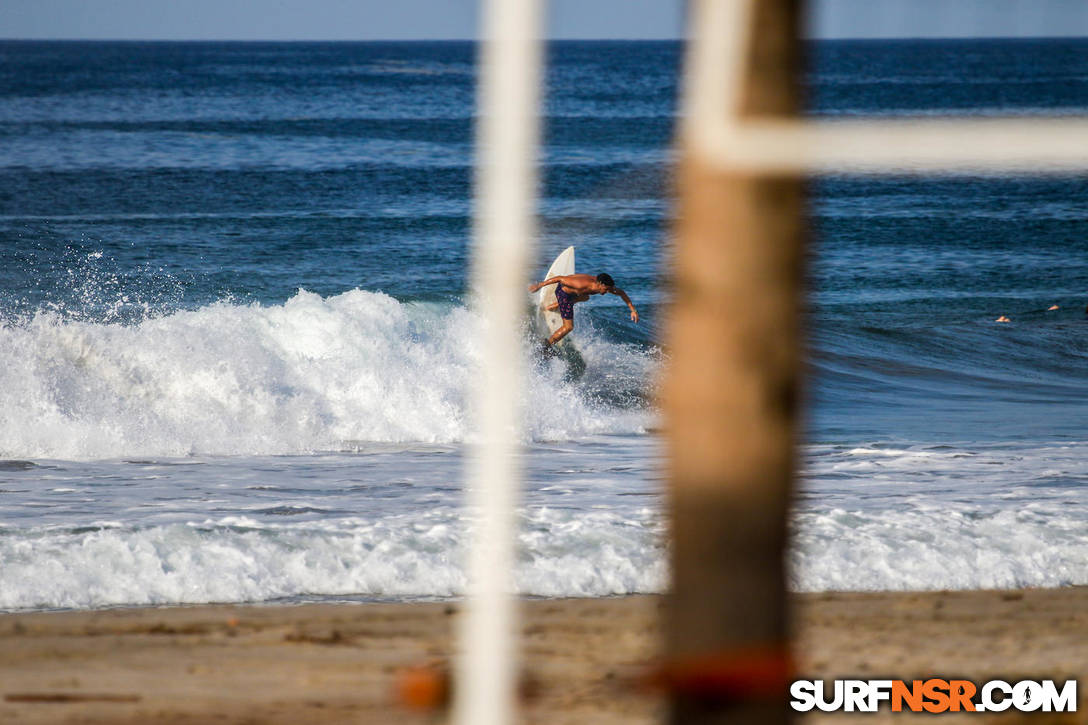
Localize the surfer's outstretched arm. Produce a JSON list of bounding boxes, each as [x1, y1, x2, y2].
[[611, 288, 639, 322], [528, 276, 564, 293]]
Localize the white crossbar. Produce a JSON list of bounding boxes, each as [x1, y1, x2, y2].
[[692, 117, 1088, 173], [685, 0, 1088, 173]]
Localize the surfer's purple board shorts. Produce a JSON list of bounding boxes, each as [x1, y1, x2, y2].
[[554, 284, 574, 320]]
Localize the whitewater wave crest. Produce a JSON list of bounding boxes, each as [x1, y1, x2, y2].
[[4, 496, 1086, 609], [0, 508, 667, 610], [791, 503, 1088, 591], [0, 289, 655, 459]]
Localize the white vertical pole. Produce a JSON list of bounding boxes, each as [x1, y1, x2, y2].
[[682, 0, 753, 140], [454, 0, 541, 722]]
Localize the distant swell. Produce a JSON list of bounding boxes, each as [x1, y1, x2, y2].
[[0, 289, 655, 460]]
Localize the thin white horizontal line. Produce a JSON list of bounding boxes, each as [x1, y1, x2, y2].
[[689, 118, 1088, 173]]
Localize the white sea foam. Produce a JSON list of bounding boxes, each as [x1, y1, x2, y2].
[[3, 302, 1087, 608], [3, 486, 1085, 609], [0, 289, 653, 460], [0, 508, 666, 610], [791, 503, 1088, 591], [794, 443, 1088, 591]]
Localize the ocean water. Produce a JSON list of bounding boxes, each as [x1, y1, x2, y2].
[[0, 39, 1086, 610]]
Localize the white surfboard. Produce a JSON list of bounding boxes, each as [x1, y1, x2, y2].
[[535, 246, 575, 344]]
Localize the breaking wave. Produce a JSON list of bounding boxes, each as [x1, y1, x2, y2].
[[0, 289, 656, 460]]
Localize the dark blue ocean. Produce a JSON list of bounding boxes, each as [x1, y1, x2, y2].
[[0, 39, 1086, 609]]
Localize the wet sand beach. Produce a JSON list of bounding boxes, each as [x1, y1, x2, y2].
[[1, 588, 1084, 724]]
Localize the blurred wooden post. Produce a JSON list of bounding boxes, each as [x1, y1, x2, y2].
[[664, 0, 803, 723]]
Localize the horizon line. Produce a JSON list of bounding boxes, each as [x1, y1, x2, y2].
[[2, 34, 1088, 43]]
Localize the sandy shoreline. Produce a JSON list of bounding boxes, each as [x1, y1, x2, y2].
[[1, 588, 1084, 724]]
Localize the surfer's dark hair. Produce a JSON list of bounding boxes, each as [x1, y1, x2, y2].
[[596, 273, 615, 288]]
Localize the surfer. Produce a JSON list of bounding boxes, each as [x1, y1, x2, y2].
[[528, 273, 639, 348]]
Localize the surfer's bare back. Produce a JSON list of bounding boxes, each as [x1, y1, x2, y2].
[[528, 272, 639, 348]]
